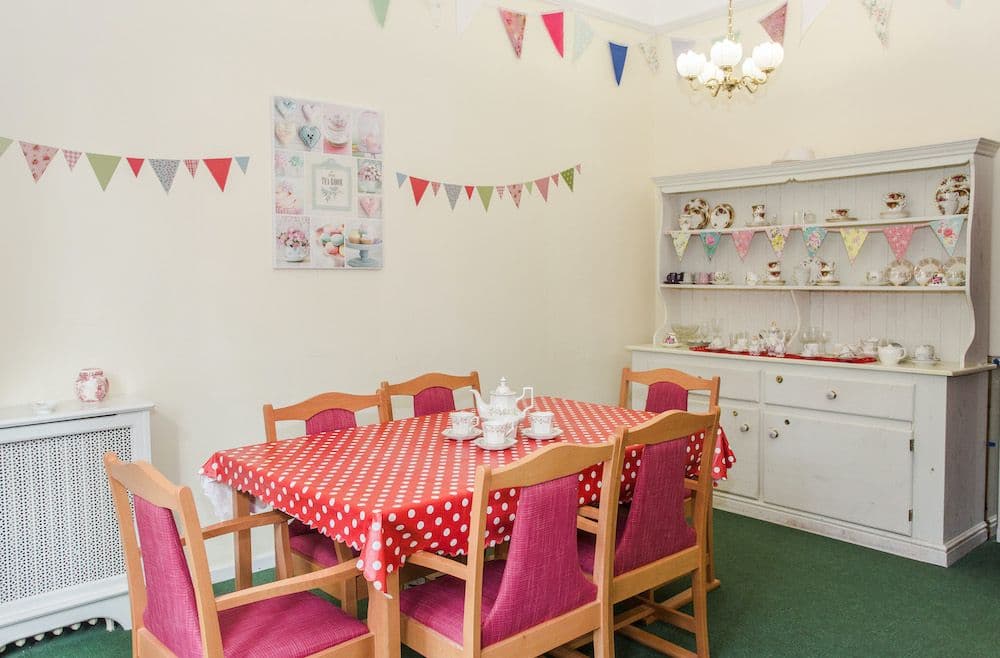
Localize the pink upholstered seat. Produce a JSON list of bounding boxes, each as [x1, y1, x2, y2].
[[400, 474, 596, 647], [134, 496, 367, 658], [412, 385, 457, 417]]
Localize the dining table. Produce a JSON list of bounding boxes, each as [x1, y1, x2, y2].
[[200, 396, 734, 658]]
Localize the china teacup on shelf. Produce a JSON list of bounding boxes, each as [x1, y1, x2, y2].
[[860, 337, 880, 356], [914, 344, 937, 361], [801, 342, 821, 358], [745, 271, 761, 286], [865, 269, 888, 285], [751, 204, 766, 224], [712, 271, 732, 285], [881, 192, 908, 218]]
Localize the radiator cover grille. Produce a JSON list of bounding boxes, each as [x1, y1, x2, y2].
[[0, 426, 132, 604]]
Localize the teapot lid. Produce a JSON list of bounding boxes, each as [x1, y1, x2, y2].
[[492, 377, 515, 396]]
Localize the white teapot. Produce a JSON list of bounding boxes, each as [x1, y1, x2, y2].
[[471, 377, 534, 440]]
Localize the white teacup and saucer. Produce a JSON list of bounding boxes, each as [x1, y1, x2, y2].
[[522, 411, 563, 441], [442, 411, 482, 440], [474, 419, 518, 450], [912, 344, 940, 366]]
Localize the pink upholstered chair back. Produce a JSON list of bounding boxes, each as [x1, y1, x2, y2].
[[412, 386, 457, 417], [304, 408, 358, 434], [644, 381, 689, 413], [480, 474, 597, 646], [133, 496, 204, 658], [613, 438, 696, 575]]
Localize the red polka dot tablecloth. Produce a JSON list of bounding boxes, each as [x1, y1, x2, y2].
[[200, 397, 734, 595]]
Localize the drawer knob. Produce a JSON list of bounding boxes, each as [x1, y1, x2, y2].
[[775, 375, 783, 383], [826, 390, 838, 400], [768, 429, 779, 439], [740, 423, 750, 433]]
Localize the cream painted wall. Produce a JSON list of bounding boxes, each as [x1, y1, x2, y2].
[[0, 1, 654, 563], [651, 0, 1000, 350]]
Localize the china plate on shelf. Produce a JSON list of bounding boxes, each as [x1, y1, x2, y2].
[[887, 259, 915, 286], [522, 428, 563, 441], [442, 428, 482, 441], [864, 281, 891, 286], [915, 257, 944, 286], [472, 437, 517, 451]]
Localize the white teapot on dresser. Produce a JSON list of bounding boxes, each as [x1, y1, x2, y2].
[[471, 377, 534, 440]]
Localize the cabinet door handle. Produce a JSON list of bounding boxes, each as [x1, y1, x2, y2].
[[740, 423, 750, 432], [768, 429, 779, 439], [826, 390, 838, 400]]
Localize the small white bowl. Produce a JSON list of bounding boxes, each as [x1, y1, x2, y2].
[[31, 400, 56, 415]]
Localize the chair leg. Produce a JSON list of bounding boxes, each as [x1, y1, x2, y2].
[[339, 578, 359, 618], [691, 566, 710, 657]]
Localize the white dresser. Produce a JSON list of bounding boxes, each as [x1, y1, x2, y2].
[[0, 398, 153, 649]]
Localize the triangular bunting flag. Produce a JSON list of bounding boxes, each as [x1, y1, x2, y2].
[[861, 0, 893, 47], [765, 226, 791, 258], [883, 224, 916, 261], [204, 157, 233, 191], [456, 0, 483, 33], [573, 15, 594, 61], [701, 232, 721, 260], [476, 185, 493, 211], [525, 180, 534, 194], [409, 176, 430, 205], [560, 168, 574, 191], [670, 38, 697, 78], [508, 183, 523, 207], [86, 153, 121, 191], [541, 12, 564, 57], [802, 0, 832, 38], [431, 181, 441, 196], [930, 217, 964, 256], [802, 226, 828, 257], [731, 230, 755, 260], [575, 163, 582, 173], [235, 156, 250, 173], [535, 177, 550, 201], [841, 228, 869, 263], [184, 159, 199, 178], [498, 8, 526, 58], [496, 185, 505, 199], [551, 173, 559, 186], [638, 38, 660, 73], [396, 172, 407, 187], [671, 232, 691, 260], [19, 142, 59, 182], [127, 157, 145, 177], [62, 149, 81, 170], [759, 2, 788, 44], [0, 137, 12, 158], [464, 185, 475, 200], [444, 183, 462, 210], [370, 0, 390, 27], [149, 159, 180, 193], [609, 42, 628, 86]]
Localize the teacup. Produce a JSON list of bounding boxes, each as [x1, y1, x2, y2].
[[877, 344, 907, 366], [767, 261, 781, 277], [883, 192, 907, 212], [801, 342, 820, 357], [482, 418, 513, 445], [830, 208, 850, 220], [748, 337, 765, 356], [860, 337, 880, 355], [695, 272, 712, 285], [709, 336, 727, 350], [663, 332, 679, 346], [713, 271, 731, 285], [937, 191, 960, 215], [751, 204, 766, 224], [745, 272, 760, 286], [449, 411, 480, 436], [528, 411, 555, 436], [866, 269, 887, 285], [914, 344, 936, 361], [945, 271, 965, 286]]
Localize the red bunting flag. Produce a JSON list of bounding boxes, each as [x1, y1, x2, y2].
[[541, 12, 565, 57], [535, 176, 550, 201], [204, 157, 233, 191], [464, 185, 474, 200], [127, 157, 145, 177], [184, 159, 199, 177], [409, 176, 430, 205]]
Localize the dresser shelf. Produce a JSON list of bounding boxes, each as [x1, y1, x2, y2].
[[663, 213, 967, 236]]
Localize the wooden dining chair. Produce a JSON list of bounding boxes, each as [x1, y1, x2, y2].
[[262, 389, 391, 615], [379, 370, 481, 421], [103, 453, 373, 658], [396, 441, 619, 658], [619, 366, 722, 591], [569, 409, 721, 657]]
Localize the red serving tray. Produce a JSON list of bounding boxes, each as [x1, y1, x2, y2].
[[689, 345, 877, 364]]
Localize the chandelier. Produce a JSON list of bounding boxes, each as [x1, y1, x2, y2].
[[675, 0, 784, 97]]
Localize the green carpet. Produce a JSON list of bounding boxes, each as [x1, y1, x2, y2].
[[8, 511, 1000, 657]]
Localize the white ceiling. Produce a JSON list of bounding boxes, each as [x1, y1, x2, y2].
[[556, 0, 779, 31]]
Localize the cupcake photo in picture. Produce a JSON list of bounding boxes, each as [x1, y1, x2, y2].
[[323, 106, 353, 155], [357, 159, 382, 194], [342, 219, 383, 269], [274, 179, 303, 214]]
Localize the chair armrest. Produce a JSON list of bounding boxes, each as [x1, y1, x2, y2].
[[406, 552, 469, 580], [201, 511, 291, 540], [215, 561, 360, 611], [576, 516, 598, 535], [578, 505, 600, 521]]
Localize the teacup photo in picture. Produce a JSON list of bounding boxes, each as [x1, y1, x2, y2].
[[275, 215, 311, 267]]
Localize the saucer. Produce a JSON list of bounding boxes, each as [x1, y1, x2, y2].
[[710, 280, 733, 285], [443, 428, 482, 441], [473, 437, 517, 451], [865, 281, 890, 286], [763, 279, 786, 286], [522, 427, 564, 441], [825, 216, 857, 223], [814, 280, 841, 286], [910, 358, 940, 366]]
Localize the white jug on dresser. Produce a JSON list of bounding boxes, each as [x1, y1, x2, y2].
[[471, 377, 534, 440]]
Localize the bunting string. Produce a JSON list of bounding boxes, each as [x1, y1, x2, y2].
[[396, 164, 581, 212]]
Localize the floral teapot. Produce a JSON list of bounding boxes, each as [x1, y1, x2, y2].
[[471, 377, 534, 436]]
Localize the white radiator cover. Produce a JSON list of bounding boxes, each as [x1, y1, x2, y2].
[[0, 399, 153, 648]]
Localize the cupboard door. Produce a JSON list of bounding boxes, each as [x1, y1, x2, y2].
[[762, 412, 913, 535], [691, 399, 759, 499]]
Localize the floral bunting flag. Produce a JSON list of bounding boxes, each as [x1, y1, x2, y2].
[[535, 176, 550, 201], [444, 183, 462, 209], [765, 226, 790, 258], [759, 2, 788, 44], [496, 185, 505, 199], [931, 217, 964, 255], [86, 153, 121, 191], [0, 136, 11, 158], [883, 224, 916, 261], [731, 230, 754, 260], [573, 15, 594, 61], [184, 159, 199, 178], [671, 231, 691, 260], [498, 8, 527, 58], [802, 226, 828, 256], [409, 176, 430, 205], [701, 232, 721, 260], [861, 0, 892, 46], [609, 42, 628, 86], [508, 183, 523, 207], [476, 185, 493, 211], [840, 228, 869, 263], [204, 157, 232, 191], [541, 12, 564, 57], [149, 159, 179, 193], [560, 167, 574, 190], [638, 37, 659, 73], [431, 180, 441, 196], [126, 157, 145, 177], [370, 0, 390, 27], [396, 172, 407, 187], [19, 142, 59, 182], [235, 156, 250, 174], [62, 149, 81, 170]]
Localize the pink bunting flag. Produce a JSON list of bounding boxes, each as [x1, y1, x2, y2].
[[535, 176, 550, 201], [575, 163, 582, 173], [731, 230, 755, 261], [409, 176, 430, 205], [759, 2, 788, 44], [431, 181, 441, 196], [498, 8, 526, 58], [62, 149, 81, 171], [184, 159, 199, 177], [551, 173, 559, 186], [19, 142, 59, 182], [127, 157, 145, 177], [496, 185, 505, 200], [507, 183, 523, 207], [541, 11, 564, 57], [883, 224, 916, 261]]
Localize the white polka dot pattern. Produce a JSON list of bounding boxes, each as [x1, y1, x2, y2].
[[200, 397, 734, 595]]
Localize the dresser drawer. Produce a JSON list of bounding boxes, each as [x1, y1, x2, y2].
[[763, 371, 914, 421]]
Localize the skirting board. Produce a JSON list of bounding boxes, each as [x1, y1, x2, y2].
[[714, 493, 988, 567]]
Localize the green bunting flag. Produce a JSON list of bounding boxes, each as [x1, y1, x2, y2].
[[371, 0, 390, 27], [0, 137, 11, 158], [476, 185, 493, 211], [86, 153, 121, 191], [560, 168, 574, 191], [525, 180, 534, 194]]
